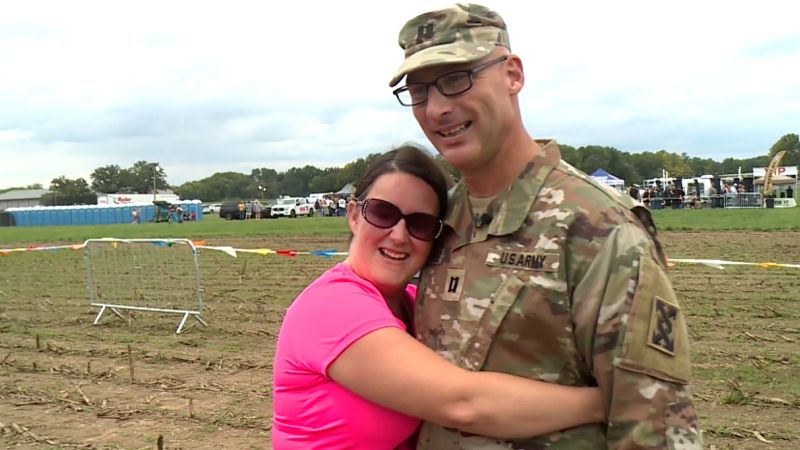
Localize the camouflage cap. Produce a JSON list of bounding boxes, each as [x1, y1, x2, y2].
[[389, 3, 510, 87]]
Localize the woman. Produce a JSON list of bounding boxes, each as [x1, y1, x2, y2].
[[272, 145, 604, 449]]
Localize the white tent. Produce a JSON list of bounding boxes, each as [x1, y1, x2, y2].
[[336, 183, 355, 195]]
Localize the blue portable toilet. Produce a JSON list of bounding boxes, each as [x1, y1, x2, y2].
[[17, 209, 29, 226], [194, 201, 204, 220], [57, 206, 68, 226], [64, 206, 74, 225], [192, 200, 204, 220], [88, 206, 96, 225], [74, 206, 85, 225], [48, 208, 58, 226], [7, 208, 23, 226], [133, 203, 149, 223], [111, 205, 122, 224], [39, 208, 49, 226], [88, 206, 98, 225], [103, 206, 112, 224], [30, 208, 42, 227], [111, 205, 122, 223], [41, 208, 52, 226], [95, 206, 106, 225], [49, 207, 59, 226], [20, 208, 33, 227]]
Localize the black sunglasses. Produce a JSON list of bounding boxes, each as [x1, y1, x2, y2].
[[357, 198, 443, 241]]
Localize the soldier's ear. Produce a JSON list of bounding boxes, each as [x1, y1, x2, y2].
[[505, 54, 524, 95]]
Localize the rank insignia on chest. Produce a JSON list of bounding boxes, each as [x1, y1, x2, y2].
[[442, 268, 466, 302], [648, 296, 679, 355]]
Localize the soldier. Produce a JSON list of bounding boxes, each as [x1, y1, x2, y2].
[[389, 4, 701, 449]]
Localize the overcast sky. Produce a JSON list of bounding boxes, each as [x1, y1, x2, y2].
[[1, 0, 798, 189]]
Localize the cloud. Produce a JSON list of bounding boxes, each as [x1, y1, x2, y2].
[[0, 0, 798, 189]]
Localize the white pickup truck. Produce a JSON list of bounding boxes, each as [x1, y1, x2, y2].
[[270, 197, 315, 218]]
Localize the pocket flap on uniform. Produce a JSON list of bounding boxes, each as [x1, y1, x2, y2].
[[459, 274, 526, 371], [616, 256, 691, 383]]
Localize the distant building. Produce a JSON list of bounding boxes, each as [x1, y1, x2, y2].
[[0, 189, 50, 211]]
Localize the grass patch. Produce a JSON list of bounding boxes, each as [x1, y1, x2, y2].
[[651, 206, 800, 231], [3, 206, 800, 246], [0, 215, 350, 246]]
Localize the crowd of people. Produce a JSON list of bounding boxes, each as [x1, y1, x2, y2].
[[628, 180, 794, 209], [314, 195, 348, 217]]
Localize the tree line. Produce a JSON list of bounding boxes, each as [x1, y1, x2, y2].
[[26, 133, 800, 206]]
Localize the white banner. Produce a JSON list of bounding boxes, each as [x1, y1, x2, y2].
[[753, 165, 798, 177]]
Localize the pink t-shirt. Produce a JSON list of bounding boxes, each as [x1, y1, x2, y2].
[[272, 263, 420, 450]]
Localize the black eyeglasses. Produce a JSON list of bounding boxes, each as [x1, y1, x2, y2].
[[357, 198, 443, 241], [393, 56, 508, 107]]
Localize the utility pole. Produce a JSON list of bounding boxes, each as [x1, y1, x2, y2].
[[153, 164, 160, 203]]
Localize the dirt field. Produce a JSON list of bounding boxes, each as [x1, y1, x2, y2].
[[1, 232, 798, 449]]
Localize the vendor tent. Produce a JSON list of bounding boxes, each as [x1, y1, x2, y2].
[[590, 168, 625, 189], [753, 174, 796, 185], [336, 183, 355, 195]]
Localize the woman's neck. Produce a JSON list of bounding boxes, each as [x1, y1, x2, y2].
[[343, 258, 407, 321]]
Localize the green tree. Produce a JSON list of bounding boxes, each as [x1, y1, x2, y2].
[[308, 168, 342, 193], [336, 154, 381, 190], [559, 144, 579, 167], [175, 172, 253, 202], [683, 155, 719, 177], [769, 133, 800, 166], [91, 164, 126, 193], [128, 161, 167, 194], [251, 168, 280, 199], [41, 176, 96, 205]]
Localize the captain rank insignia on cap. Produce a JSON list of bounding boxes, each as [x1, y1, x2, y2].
[[648, 296, 679, 355]]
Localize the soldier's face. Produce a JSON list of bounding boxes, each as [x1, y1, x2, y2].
[[346, 172, 439, 296], [408, 52, 517, 174]]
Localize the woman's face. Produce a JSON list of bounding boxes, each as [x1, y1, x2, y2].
[[346, 171, 440, 296]]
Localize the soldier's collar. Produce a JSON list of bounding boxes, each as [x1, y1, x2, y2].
[[445, 139, 561, 238]]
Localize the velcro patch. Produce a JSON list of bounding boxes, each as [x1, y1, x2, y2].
[[648, 296, 679, 355], [485, 251, 559, 272], [616, 255, 691, 383], [442, 268, 465, 302]]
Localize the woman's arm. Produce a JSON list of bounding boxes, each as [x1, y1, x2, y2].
[[328, 327, 604, 438]]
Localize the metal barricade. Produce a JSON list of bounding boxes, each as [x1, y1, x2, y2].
[[723, 193, 763, 208]]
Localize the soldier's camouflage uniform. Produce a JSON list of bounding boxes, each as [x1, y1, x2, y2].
[[414, 140, 702, 450]]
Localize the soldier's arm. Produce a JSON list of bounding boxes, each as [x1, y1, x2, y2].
[[571, 222, 702, 449], [328, 326, 605, 438]]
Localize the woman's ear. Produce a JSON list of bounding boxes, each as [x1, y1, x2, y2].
[[346, 199, 359, 234]]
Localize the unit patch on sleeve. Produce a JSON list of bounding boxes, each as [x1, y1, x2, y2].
[[648, 296, 679, 355]]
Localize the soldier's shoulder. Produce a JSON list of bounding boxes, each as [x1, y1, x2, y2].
[[543, 160, 665, 264], [543, 160, 637, 218]]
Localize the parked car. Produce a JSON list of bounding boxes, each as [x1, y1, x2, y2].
[[270, 197, 315, 218], [202, 203, 222, 214], [218, 201, 271, 220]]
